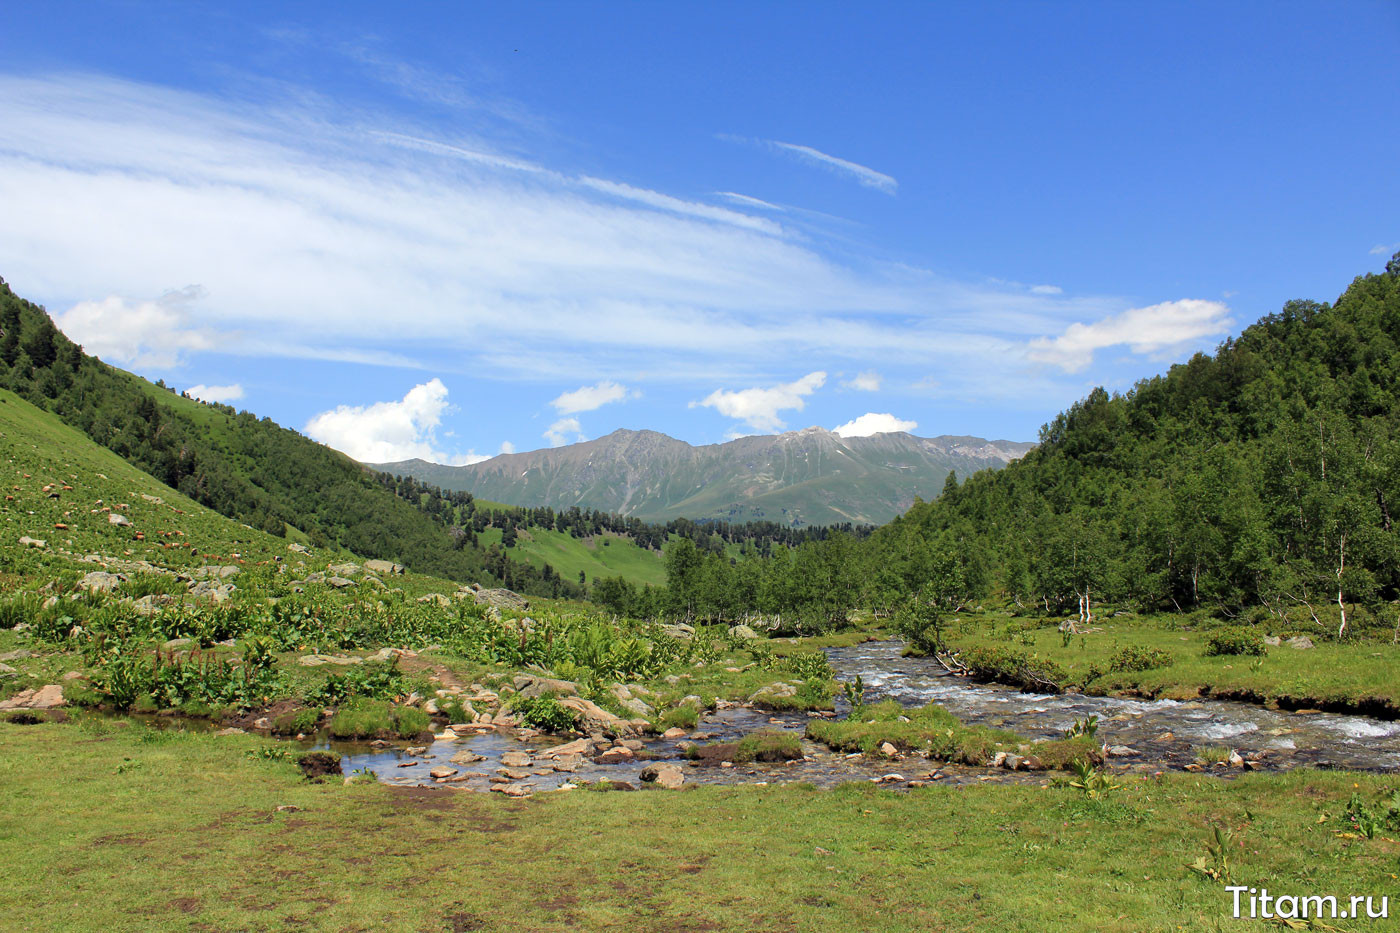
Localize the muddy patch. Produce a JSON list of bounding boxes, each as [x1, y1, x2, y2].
[[296, 751, 341, 781]]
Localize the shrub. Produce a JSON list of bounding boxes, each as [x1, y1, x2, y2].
[[328, 699, 425, 739], [960, 645, 1068, 692], [1106, 645, 1174, 673], [273, 707, 320, 735], [734, 730, 802, 762], [1203, 627, 1266, 657], [1193, 744, 1232, 764], [657, 705, 698, 731], [509, 694, 578, 733]]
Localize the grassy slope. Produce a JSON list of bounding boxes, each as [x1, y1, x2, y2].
[[0, 387, 471, 601], [477, 526, 666, 587], [2, 719, 1396, 932], [944, 612, 1400, 714], [0, 388, 291, 573]]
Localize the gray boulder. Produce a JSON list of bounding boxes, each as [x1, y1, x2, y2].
[[79, 571, 123, 593]]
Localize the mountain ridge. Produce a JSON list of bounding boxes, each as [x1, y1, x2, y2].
[[373, 427, 1034, 526]]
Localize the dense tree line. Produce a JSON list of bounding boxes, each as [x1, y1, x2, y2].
[[644, 257, 1400, 637]]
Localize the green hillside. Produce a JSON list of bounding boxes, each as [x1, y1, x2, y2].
[[476, 526, 666, 588], [672, 256, 1400, 635], [0, 277, 588, 597]]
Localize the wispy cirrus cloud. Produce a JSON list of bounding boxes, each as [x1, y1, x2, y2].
[[0, 70, 1229, 428], [719, 133, 898, 194], [841, 371, 881, 392], [767, 140, 897, 194]]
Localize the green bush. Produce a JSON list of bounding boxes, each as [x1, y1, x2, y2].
[[509, 694, 578, 733], [272, 707, 320, 735], [960, 645, 1069, 692], [328, 699, 428, 739], [657, 705, 698, 731], [734, 730, 802, 762], [1106, 645, 1174, 673], [1203, 627, 1266, 657]]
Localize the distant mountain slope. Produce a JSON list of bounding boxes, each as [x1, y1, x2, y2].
[[375, 428, 1033, 526]]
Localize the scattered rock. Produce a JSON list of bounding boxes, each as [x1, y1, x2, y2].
[[79, 571, 124, 593], [1263, 635, 1282, 646], [640, 764, 685, 789], [163, 637, 195, 651], [1286, 635, 1315, 650], [429, 767, 458, 780], [596, 746, 635, 764], [417, 593, 452, 608], [0, 650, 33, 662], [140, 494, 163, 504], [1227, 750, 1245, 768], [0, 684, 65, 710], [728, 624, 758, 640], [188, 580, 235, 602], [327, 562, 360, 576], [1002, 754, 1026, 771], [297, 654, 362, 667], [500, 751, 533, 768], [287, 543, 309, 554], [540, 738, 592, 758], [214, 727, 246, 736], [363, 559, 403, 575], [326, 576, 356, 589], [879, 742, 899, 759], [17, 536, 45, 549], [1106, 745, 1137, 758], [661, 727, 689, 739], [108, 513, 133, 527], [878, 774, 904, 784], [513, 675, 581, 699], [558, 696, 628, 733], [748, 683, 798, 706]]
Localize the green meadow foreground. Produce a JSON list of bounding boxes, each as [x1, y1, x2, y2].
[[3, 718, 1398, 933]]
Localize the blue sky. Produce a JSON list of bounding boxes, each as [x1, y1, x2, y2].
[[2, 2, 1397, 463]]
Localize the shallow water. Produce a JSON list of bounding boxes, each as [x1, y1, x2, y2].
[[826, 639, 1400, 773]]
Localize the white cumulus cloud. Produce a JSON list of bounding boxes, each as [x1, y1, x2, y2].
[[693, 371, 827, 432], [550, 380, 636, 415], [544, 417, 586, 447], [842, 371, 882, 392], [304, 378, 474, 464], [1027, 299, 1232, 373], [832, 412, 918, 437], [53, 285, 220, 368], [1370, 242, 1400, 256], [184, 383, 244, 404]]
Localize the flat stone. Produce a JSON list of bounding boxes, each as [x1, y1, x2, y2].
[[500, 751, 533, 768], [661, 727, 689, 739], [1106, 745, 1137, 757], [597, 747, 634, 764], [640, 764, 685, 789], [429, 767, 458, 780], [0, 684, 65, 710]]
